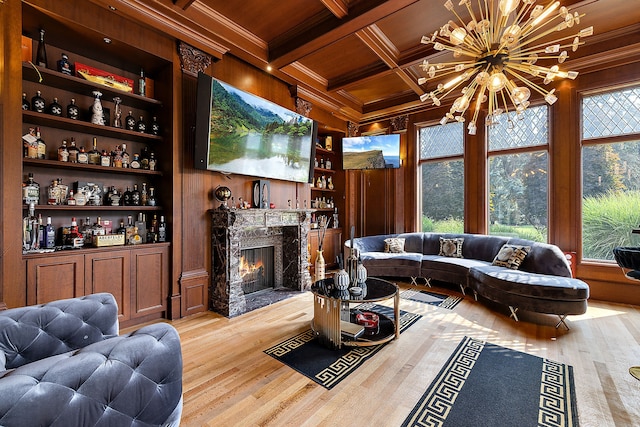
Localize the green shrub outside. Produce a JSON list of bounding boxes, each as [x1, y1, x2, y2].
[[421, 216, 546, 242]]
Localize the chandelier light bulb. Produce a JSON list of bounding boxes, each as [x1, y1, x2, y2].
[[417, 0, 592, 134]]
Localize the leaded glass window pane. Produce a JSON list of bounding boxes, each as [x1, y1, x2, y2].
[[419, 121, 463, 159], [582, 86, 640, 139], [421, 160, 464, 232], [488, 105, 548, 151]]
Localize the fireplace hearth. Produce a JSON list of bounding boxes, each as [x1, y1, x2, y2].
[[210, 208, 312, 317]]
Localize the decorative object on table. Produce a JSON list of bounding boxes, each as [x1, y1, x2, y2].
[[75, 62, 134, 93], [214, 185, 232, 209], [315, 219, 331, 281], [90, 90, 105, 125], [346, 225, 360, 287], [57, 53, 73, 75], [265, 304, 421, 389], [355, 311, 379, 335], [417, 0, 593, 135], [401, 336, 578, 427], [112, 97, 122, 128], [333, 255, 350, 291], [252, 179, 270, 209], [356, 256, 367, 285]]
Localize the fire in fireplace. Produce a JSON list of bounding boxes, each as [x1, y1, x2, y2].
[[240, 246, 274, 294]]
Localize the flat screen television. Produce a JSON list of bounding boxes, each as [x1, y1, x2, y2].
[[194, 73, 317, 183], [342, 134, 401, 169]]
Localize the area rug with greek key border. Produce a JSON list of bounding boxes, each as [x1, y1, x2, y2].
[[264, 304, 421, 390], [400, 288, 463, 310], [402, 336, 579, 427]]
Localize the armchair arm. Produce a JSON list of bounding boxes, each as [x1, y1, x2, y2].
[[0, 323, 183, 427], [0, 293, 118, 370]]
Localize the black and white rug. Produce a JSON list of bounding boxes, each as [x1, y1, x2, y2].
[[400, 288, 463, 310], [402, 336, 579, 427], [264, 304, 421, 389]]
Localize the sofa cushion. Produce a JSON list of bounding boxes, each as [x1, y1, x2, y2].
[[384, 237, 405, 253], [506, 239, 572, 277], [469, 265, 590, 300], [492, 244, 531, 269], [424, 233, 509, 262], [360, 251, 422, 277], [439, 237, 464, 258]]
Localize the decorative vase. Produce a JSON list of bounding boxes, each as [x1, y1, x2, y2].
[[315, 250, 326, 281], [356, 257, 367, 285], [91, 91, 105, 126], [333, 267, 349, 290]]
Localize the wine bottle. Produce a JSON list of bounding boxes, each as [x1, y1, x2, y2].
[[36, 29, 48, 68]]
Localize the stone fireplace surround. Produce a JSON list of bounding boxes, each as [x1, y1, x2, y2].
[[210, 208, 313, 317]]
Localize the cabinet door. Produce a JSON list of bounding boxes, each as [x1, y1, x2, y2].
[[324, 230, 343, 268], [131, 245, 168, 318], [85, 250, 131, 321], [27, 254, 85, 305]]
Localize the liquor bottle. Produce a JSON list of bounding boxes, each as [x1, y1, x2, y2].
[[36, 29, 48, 68], [112, 145, 123, 168], [125, 215, 135, 243], [57, 53, 73, 75], [138, 68, 146, 96], [67, 138, 79, 163], [129, 226, 143, 245], [326, 158, 332, 170], [147, 214, 159, 243], [37, 214, 44, 249], [130, 153, 141, 169], [31, 91, 45, 113], [47, 179, 59, 205], [121, 143, 130, 168], [100, 149, 111, 167], [66, 190, 76, 206], [58, 140, 69, 162], [88, 137, 100, 165], [140, 146, 150, 170], [136, 116, 146, 133], [69, 217, 84, 249], [123, 186, 133, 206], [22, 93, 30, 111], [135, 212, 147, 243], [81, 217, 93, 246], [116, 220, 127, 235], [43, 216, 56, 249], [125, 111, 136, 130], [74, 189, 87, 206], [67, 98, 79, 120], [140, 182, 148, 206], [77, 146, 89, 164], [22, 173, 40, 205], [48, 97, 62, 116], [56, 178, 68, 204], [150, 116, 160, 135], [22, 203, 39, 252], [148, 151, 157, 171], [131, 184, 141, 206], [23, 127, 38, 158], [157, 215, 167, 242], [36, 127, 46, 159], [109, 187, 121, 206], [147, 186, 157, 206], [91, 217, 106, 245]]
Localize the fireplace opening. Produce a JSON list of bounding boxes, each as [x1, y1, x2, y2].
[[240, 246, 274, 294]]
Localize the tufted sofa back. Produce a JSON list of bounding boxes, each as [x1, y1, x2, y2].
[[0, 293, 118, 370]]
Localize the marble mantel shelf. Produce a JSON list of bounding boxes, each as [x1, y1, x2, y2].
[[210, 208, 314, 229]]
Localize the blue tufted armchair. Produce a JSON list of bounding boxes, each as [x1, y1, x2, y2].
[[0, 293, 183, 426]]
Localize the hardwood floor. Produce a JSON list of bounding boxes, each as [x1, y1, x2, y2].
[[129, 282, 640, 426]]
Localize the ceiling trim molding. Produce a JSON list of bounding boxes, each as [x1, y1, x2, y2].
[[320, 0, 348, 18], [190, 2, 267, 50]]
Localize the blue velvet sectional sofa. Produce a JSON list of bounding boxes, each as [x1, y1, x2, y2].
[[345, 232, 590, 328]]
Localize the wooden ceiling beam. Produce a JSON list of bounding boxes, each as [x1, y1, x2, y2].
[[173, 0, 196, 10], [267, 0, 419, 69], [320, 0, 349, 19]]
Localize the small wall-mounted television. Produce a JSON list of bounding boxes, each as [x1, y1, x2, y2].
[[342, 134, 401, 169], [194, 73, 317, 183]]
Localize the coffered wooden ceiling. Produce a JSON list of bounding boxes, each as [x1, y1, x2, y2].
[[94, 0, 639, 124]]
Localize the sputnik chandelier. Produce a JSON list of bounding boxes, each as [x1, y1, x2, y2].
[[418, 0, 593, 134]]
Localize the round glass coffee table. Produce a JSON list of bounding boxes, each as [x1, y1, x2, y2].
[[310, 277, 399, 349]]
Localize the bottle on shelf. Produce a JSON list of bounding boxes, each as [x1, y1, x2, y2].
[[148, 151, 157, 171], [129, 226, 142, 245], [327, 176, 334, 190], [135, 212, 147, 243], [147, 186, 157, 206], [35, 127, 46, 160], [47, 179, 59, 205], [150, 116, 160, 135], [67, 138, 79, 163], [116, 220, 127, 235], [131, 184, 141, 206], [67, 98, 79, 120], [77, 146, 89, 164], [125, 215, 135, 243], [100, 149, 111, 167], [140, 182, 148, 206], [31, 91, 45, 113], [56, 178, 68, 204], [121, 143, 130, 168], [58, 140, 69, 162], [125, 111, 136, 130], [57, 53, 73, 75], [66, 190, 76, 206], [36, 29, 47, 68], [43, 216, 56, 249], [68, 217, 84, 249], [136, 116, 146, 133], [108, 186, 121, 206], [123, 186, 133, 206], [37, 214, 44, 250], [23, 127, 38, 159], [88, 137, 100, 165], [147, 214, 159, 243], [113, 97, 122, 128], [22, 93, 30, 111], [22, 172, 40, 205], [22, 203, 39, 253], [47, 97, 62, 116], [111, 145, 123, 168], [326, 157, 332, 170], [91, 217, 106, 245], [138, 68, 146, 97], [81, 217, 93, 246], [140, 146, 150, 170], [130, 153, 141, 169], [158, 215, 167, 242]]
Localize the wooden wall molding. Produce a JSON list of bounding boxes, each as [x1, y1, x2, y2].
[[295, 97, 312, 117], [178, 41, 213, 77], [347, 121, 359, 137], [390, 115, 408, 133]]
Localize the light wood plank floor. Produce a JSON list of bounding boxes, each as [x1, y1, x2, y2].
[[131, 282, 640, 426]]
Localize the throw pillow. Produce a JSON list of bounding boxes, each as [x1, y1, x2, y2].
[[384, 237, 406, 253], [439, 237, 464, 258], [492, 244, 531, 269]]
